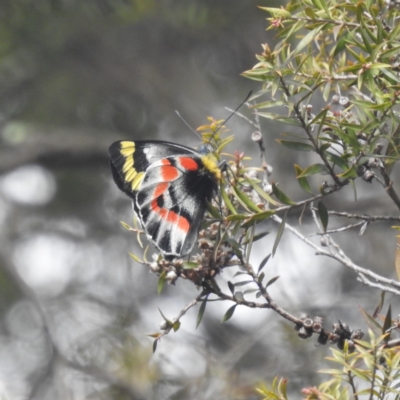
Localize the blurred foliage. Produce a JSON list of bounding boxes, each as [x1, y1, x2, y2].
[[240, 0, 400, 398], [257, 330, 400, 399], [243, 0, 400, 188]]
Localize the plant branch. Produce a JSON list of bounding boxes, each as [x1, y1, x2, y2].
[[278, 76, 343, 187], [288, 15, 361, 28], [326, 211, 400, 222], [271, 213, 400, 294]]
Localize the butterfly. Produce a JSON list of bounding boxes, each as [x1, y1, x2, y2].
[[108, 140, 221, 257]]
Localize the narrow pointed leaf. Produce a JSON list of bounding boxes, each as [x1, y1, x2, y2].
[[358, 305, 382, 334], [318, 201, 329, 232], [147, 332, 161, 339], [196, 294, 209, 329], [129, 252, 143, 263], [396, 236, 400, 281], [120, 221, 132, 230], [297, 163, 329, 177], [206, 201, 223, 219], [241, 210, 276, 228], [227, 214, 248, 222], [245, 179, 280, 206], [272, 184, 296, 205], [243, 231, 269, 244], [276, 139, 315, 151], [221, 185, 237, 214], [258, 253, 272, 273], [293, 25, 325, 55], [234, 280, 253, 287], [157, 271, 167, 295], [372, 291, 385, 318], [222, 304, 237, 323], [153, 339, 158, 353], [258, 7, 291, 18], [382, 305, 392, 340], [266, 275, 280, 288], [158, 308, 172, 324], [228, 281, 235, 295], [294, 164, 313, 194], [272, 212, 287, 257], [232, 186, 262, 212]]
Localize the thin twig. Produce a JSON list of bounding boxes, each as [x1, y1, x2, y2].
[[326, 211, 400, 222], [272, 214, 400, 294]]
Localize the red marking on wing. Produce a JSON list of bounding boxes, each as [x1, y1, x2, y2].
[[154, 182, 169, 198], [159, 159, 179, 181], [178, 157, 198, 171], [151, 199, 190, 233]]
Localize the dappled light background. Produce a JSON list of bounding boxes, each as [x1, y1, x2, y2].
[[0, 1, 397, 399]]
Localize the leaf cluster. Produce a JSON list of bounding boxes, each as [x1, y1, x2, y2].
[[243, 0, 400, 188]]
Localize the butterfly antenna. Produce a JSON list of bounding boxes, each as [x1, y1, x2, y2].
[[175, 110, 202, 140], [206, 90, 253, 145]]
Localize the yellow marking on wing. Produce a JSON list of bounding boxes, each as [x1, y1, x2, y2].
[[120, 141, 136, 157], [125, 168, 138, 182], [122, 155, 134, 172], [131, 172, 144, 190], [201, 154, 221, 180]]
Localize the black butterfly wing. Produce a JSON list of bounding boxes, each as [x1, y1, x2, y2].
[[108, 140, 219, 256], [108, 140, 197, 199], [136, 155, 217, 256]]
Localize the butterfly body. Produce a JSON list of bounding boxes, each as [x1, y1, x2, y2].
[[108, 140, 220, 257]]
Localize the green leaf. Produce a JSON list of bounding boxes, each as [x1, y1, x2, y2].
[[258, 253, 271, 273], [251, 99, 286, 109], [318, 201, 329, 232], [153, 339, 158, 353], [326, 152, 350, 171], [382, 305, 392, 340], [206, 200, 223, 219], [241, 210, 276, 229], [297, 163, 329, 177], [120, 221, 132, 230], [227, 214, 248, 222], [256, 112, 300, 126], [182, 261, 198, 269], [222, 304, 237, 323], [276, 139, 315, 151], [228, 281, 235, 295], [221, 185, 237, 214], [232, 186, 262, 213], [129, 252, 143, 263], [172, 321, 181, 332], [245, 179, 280, 206], [358, 305, 382, 334], [196, 294, 209, 329], [234, 280, 253, 287], [272, 212, 287, 257], [157, 271, 167, 295], [294, 164, 313, 194], [272, 183, 296, 205], [158, 308, 172, 324], [258, 6, 291, 18], [266, 275, 280, 288], [246, 231, 269, 243], [337, 165, 358, 179], [293, 25, 325, 55], [372, 291, 385, 318], [311, 0, 330, 14]]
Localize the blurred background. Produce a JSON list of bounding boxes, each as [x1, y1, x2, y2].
[[0, 1, 398, 399]]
